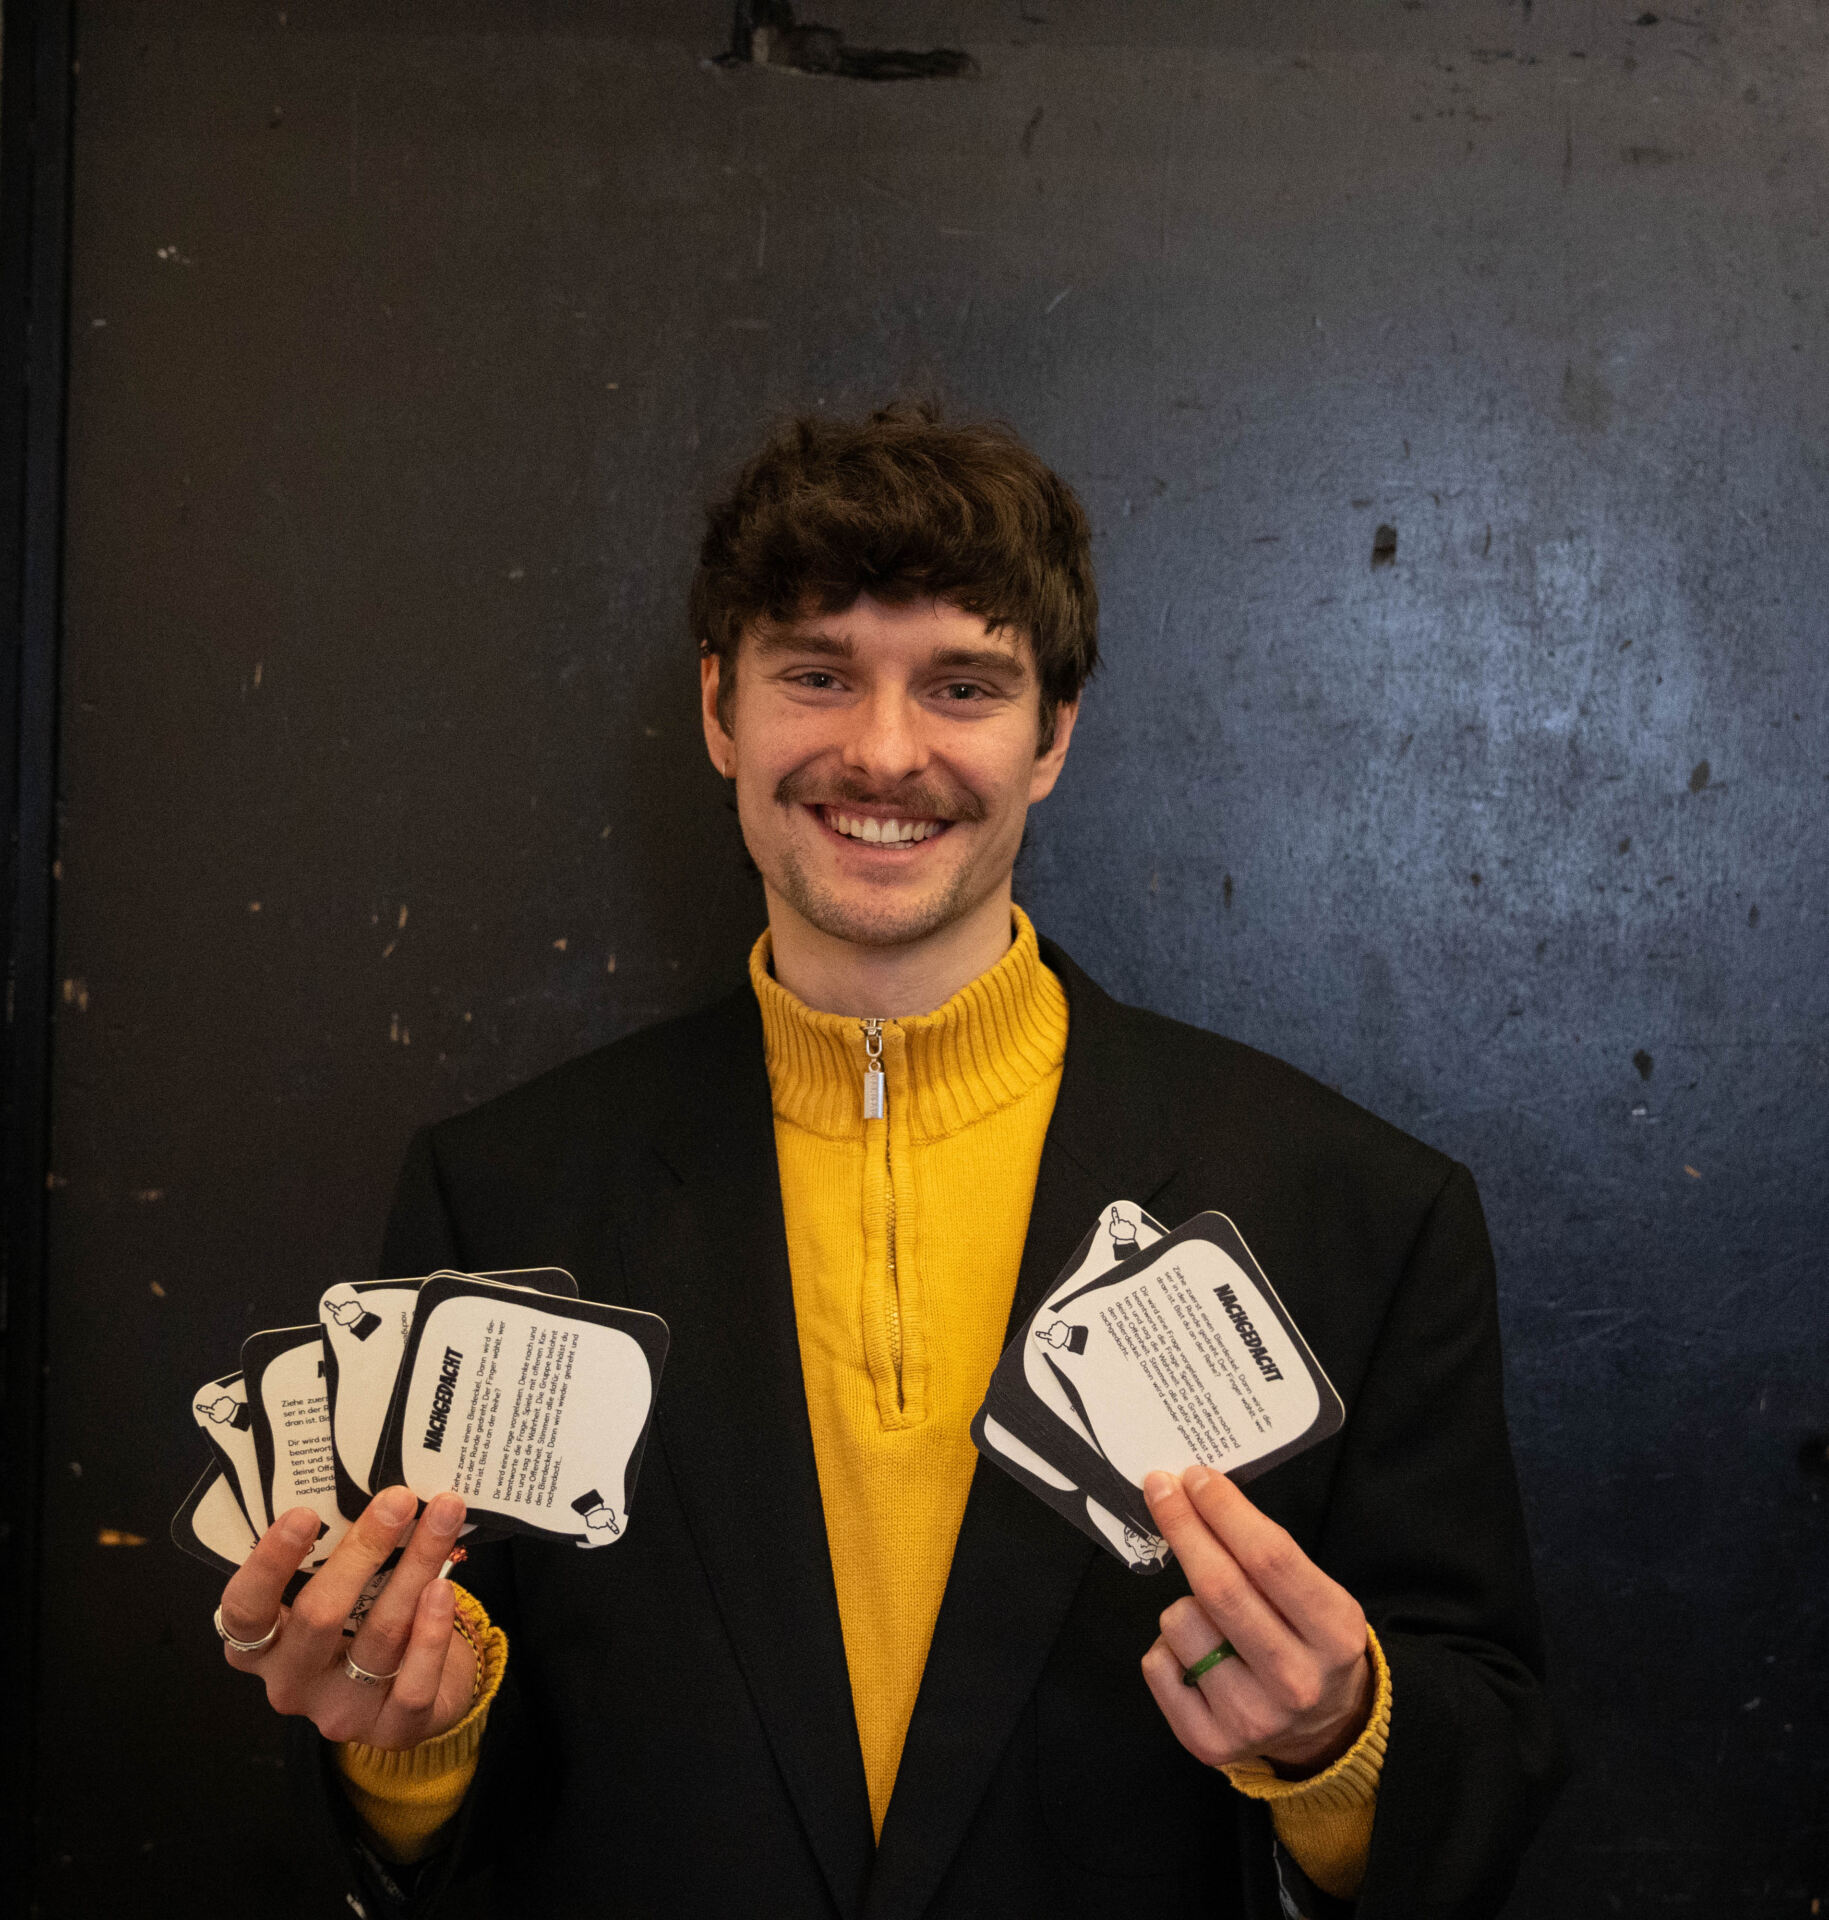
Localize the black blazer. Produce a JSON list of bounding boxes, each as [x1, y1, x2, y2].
[[312, 942, 1563, 1920]]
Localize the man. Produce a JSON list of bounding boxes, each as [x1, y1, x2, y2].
[[215, 404, 1562, 1918]]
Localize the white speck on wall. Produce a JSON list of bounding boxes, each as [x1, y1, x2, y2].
[[605, 954, 617, 974], [397, 905, 408, 930], [553, 938, 568, 951]]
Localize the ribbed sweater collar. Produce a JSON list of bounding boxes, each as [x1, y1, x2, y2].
[[749, 905, 1069, 1144]]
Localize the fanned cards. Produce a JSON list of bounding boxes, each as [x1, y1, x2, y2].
[[172, 1266, 669, 1613], [973, 1203, 1344, 1573]]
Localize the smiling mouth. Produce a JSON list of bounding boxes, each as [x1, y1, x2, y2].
[[813, 805, 950, 847]]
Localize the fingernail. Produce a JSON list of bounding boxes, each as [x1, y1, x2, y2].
[[1183, 1464, 1213, 1497], [425, 1493, 464, 1537], [1143, 1471, 1177, 1506], [281, 1508, 320, 1548], [375, 1486, 417, 1526]]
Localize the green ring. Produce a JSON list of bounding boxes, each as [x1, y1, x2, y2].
[[1181, 1641, 1235, 1686]]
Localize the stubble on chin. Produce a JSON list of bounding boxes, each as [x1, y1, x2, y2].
[[768, 839, 985, 950]]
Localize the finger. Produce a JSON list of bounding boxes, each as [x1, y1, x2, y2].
[[1140, 1636, 1230, 1768], [368, 1578, 462, 1751], [1144, 1474, 1299, 1672], [344, 1492, 466, 1682], [1176, 1464, 1360, 1655], [1153, 1600, 1297, 1757], [1157, 1593, 1246, 1682], [278, 1486, 421, 1673], [219, 1507, 321, 1662]]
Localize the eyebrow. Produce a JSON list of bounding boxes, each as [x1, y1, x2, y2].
[[929, 646, 1029, 680], [749, 632, 1030, 680], [749, 629, 856, 660]]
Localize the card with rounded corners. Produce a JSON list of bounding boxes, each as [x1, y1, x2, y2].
[[189, 1369, 268, 1536], [171, 1460, 260, 1575], [241, 1324, 349, 1573], [970, 1403, 1171, 1574], [375, 1275, 668, 1549], [1026, 1210, 1345, 1492]]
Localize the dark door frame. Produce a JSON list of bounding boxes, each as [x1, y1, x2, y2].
[[1, 0, 75, 1902]]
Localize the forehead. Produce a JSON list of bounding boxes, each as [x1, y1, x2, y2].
[[744, 594, 1033, 670]]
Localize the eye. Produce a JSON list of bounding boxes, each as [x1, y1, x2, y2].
[[939, 682, 987, 702], [793, 670, 841, 690]]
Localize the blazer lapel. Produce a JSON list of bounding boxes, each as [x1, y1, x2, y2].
[[624, 987, 875, 1919], [864, 944, 1184, 1920]]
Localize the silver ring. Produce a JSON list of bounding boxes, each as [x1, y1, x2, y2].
[[343, 1654, 402, 1688], [215, 1603, 281, 1656]]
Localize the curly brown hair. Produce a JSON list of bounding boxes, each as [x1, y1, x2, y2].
[[690, 401, 1099, 752]]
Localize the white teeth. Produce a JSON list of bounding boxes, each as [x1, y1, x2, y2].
[[826, 810, 940, 845]]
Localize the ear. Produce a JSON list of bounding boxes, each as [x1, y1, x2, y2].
[[1027, 698, 1079, 804], [700, 652, 734, 778]]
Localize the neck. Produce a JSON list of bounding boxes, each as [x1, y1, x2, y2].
[[762, 879, 1018, 1018]]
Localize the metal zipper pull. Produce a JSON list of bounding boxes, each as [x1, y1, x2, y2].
[[860, 1019, 885, 1121]]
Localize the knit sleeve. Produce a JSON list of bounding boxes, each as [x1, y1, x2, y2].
[[1221, 1625, 1392, 1902], [333, 1583, 508, 1865]]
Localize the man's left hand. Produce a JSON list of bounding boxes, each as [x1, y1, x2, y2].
[[1140, 1465, 1373, 1776]]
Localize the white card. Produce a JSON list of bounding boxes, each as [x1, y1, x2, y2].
[[170, 1462, 260, 1574], [190, 1370, 268, 1535], [241, 1324, 350, 1571], [1027, 1212, 1343, 1486], [376, 1275, 668, 1548], [320, 1279, 423, 1511], [324, 1268, 582, 1517], [1017, 1202, 1168, 1454]]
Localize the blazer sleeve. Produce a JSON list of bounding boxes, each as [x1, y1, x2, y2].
[[1316, 1161, 1567, 1920], [297, 1125, 538, 1920]]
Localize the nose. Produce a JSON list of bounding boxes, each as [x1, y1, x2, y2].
[[841, 683, 928, 790]]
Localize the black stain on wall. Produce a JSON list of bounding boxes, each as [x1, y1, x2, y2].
[[1633, 1049, 1654, 1080], [717, 2, 975, 80], [1371, 523, 1398, 567]]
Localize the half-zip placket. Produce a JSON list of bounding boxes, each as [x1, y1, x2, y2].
[[860, 1018, 904, 1412]]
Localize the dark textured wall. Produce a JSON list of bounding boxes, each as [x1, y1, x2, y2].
[[38, 2, 1826, 1913]]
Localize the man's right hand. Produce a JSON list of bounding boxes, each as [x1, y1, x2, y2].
[[217, 1486, 478, 1750]]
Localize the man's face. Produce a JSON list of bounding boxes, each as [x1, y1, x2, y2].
[[700, 594, 1077, 952]]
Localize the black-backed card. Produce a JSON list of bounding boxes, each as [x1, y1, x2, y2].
[[1012, 1210, 1344, 1502], [981, 1201, 1173, 1533], [321, 1267, 579, 1520], [190, 1369, 268, 1536], [170, 1460, 260, 1575], [241, 1324, 348, 1572], [975, 1202, 1174, 1563], [971, 1406, 1172, 1573], [375, 1275, 668, 1548]]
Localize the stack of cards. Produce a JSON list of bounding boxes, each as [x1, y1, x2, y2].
[[173, 1267, 670, 1611], [972, 1202, 1343, 1573]]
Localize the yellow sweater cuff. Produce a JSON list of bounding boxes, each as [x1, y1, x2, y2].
[[1221, 1624, 1392, 1903], [334, 1584, 507, 1865]]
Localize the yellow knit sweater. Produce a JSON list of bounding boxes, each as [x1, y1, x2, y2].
[[339, 909, 1388, 1897]]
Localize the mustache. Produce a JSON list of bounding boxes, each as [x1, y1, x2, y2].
[[775, 767, 986, 824]]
